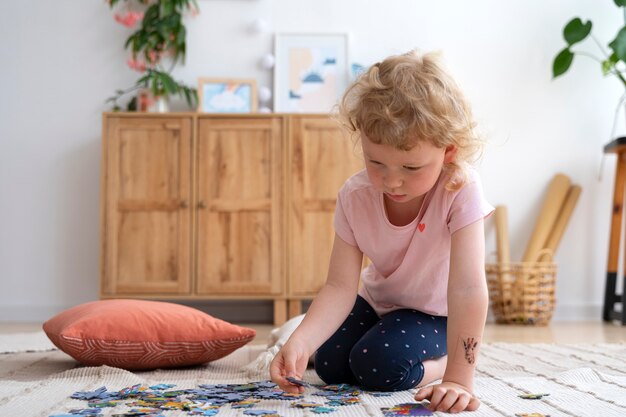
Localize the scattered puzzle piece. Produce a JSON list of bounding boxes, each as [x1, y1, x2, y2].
[[518, 393, 550, 400], [51, 379, 404, 417], [286, 376, 312, 387], [381, 402, 433, 416], [312, 406, 336, 414]]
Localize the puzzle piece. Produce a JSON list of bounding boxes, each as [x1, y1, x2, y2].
[[286, 377, 312, 387], [381, 402, 433, 416], [312, 406, 335, 414], [243, 410, 279, 416], [518, 393, 550, 400]]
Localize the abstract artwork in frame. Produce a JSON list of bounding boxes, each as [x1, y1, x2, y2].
[[274, 33, 349, 113], [197, 78, 257, 113]]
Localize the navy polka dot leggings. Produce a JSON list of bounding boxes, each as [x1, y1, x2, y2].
[[314, 295, 448, 391]]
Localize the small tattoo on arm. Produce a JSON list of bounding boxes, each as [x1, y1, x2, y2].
[[462, 337, 478, 365]]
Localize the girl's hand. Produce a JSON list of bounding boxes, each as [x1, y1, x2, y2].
[[269, 340, 311, 394], [415, 381, 480, 413]]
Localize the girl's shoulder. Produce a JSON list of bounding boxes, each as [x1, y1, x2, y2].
[[338, 169, 379, 210], [340, 169, 375, 195]]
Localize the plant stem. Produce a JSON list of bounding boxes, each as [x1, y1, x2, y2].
[[589, 34, 626, 88], [574, 51, 604, 64], [573, 51, 626, 88], [591, 34, 610, 59]]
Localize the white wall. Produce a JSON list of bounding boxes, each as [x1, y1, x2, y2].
[[1, 0, 623, 322]]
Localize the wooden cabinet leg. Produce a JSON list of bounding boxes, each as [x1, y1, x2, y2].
[[273, 299, 287, 327], [288, 299, 302, 319]]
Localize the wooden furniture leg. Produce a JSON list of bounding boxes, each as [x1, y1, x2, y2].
[[288, 299, 303, 319], [604, 138, 626, 324], [273, 299, 287, 327]]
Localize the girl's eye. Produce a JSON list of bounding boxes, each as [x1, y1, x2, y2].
[[369, 160, 383, 166], [404, 166, 420, 171]]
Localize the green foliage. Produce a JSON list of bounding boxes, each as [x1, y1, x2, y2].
[[553, 3, 626, 88], [107, 0, 199, 111]]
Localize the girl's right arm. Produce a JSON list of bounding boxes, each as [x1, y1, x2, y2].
[[270, 233, 363, 392]]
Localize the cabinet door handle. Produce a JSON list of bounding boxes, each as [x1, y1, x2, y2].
[[179, 200, 188, 209], [197, 200, 206, 209]]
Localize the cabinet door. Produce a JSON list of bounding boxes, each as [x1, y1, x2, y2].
[[288, 116, 363, 297], [196, 117, 284, 295], [102, 117, 192, 295]]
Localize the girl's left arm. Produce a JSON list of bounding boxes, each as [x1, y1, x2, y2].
[[415, 218, 488, 413]]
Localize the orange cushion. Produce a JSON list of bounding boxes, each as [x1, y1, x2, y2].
[[43, 299, 256, 370]]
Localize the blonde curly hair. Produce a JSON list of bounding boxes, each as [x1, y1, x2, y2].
[[337, 50, 483, 190]]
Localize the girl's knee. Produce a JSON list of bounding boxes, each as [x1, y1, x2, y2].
[[348, 347, 425, 391], [314, 349, 356, 385]]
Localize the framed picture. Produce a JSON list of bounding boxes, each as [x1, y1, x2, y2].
[[197, 78, 257, 113], [274, 33, 349, 113]]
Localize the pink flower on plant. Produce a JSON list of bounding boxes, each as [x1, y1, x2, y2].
[[114, 11, 144, 28], [138, 91, 155, 111], [127, 57, 147, 72], [147, 50, 160, 64]]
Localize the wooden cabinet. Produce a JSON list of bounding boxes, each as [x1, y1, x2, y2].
[[101, 113, 362, 324], [101, 116, 192, 295], [195, 117, 284, 296], [286, 116, 363, 317]]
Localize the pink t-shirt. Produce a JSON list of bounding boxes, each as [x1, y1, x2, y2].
[[334, 168, 494, 317]]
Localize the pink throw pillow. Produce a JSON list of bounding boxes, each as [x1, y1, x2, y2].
[[43, 299, 256, 370]]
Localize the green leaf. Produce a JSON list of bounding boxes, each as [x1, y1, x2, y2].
[[177, 26, 186, 46], [602, 59, 613, 75], [127, 96, 137, 112], [145, 4, 160, 21], [563, 18, 592, 45], [614, 0, 626, 7], [163, 2, 174, 16], [160, 72, 179, 95], [553, 48, 574, 78], [609, 27, 626, 61], [602, 52, 619, 75]]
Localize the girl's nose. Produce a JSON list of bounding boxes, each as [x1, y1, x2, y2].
[[384, 172, 403, 189]]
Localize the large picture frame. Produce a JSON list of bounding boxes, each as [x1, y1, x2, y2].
[[197, 78, 257, 113], [274, 33, 349, 113]]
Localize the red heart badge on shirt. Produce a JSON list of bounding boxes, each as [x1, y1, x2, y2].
[[418, 223, 426, 232]]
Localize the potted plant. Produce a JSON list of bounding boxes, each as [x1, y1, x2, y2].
[[553, 0, 626, 88], [106, 0, 198, 111]]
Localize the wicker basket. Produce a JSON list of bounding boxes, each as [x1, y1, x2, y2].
[[485, 260, 557, 325]]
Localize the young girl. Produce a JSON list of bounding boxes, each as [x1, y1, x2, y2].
[[270, 50, 493, 414]]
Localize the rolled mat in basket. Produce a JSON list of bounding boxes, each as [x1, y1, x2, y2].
[[538, 185, 582, 262], [522, 173, 571, 263]]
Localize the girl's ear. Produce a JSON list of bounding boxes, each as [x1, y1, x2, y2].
[[444, 145, 458, 164]]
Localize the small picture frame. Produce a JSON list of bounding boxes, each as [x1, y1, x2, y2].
[[274, 33, 349, 113], [197, 78, 257, 113]]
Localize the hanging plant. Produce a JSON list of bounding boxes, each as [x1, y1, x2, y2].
[[105, 0, 198, 111]]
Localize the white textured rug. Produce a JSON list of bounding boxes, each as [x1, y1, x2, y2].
[[1, 332, 626, 417]]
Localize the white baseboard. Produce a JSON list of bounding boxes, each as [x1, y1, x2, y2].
[[552, 303, 603, 321]]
